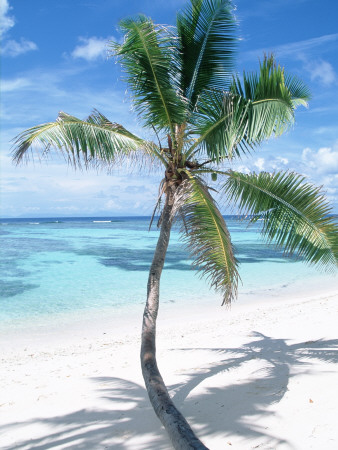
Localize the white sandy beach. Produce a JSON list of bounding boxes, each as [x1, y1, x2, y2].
[[1, 285, 338, 450]]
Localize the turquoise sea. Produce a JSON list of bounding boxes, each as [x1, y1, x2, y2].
[[0, 216, 336, 329]]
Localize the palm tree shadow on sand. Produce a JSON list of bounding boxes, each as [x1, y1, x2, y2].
[[3, 333, 338, 449]]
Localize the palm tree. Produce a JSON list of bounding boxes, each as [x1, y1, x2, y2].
[[12, 0, 337, 448]]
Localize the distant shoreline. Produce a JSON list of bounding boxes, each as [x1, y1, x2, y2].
[[0, 214, 253, 222], [2, 213, 337, 223]]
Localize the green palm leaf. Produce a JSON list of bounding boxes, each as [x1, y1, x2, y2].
[[12, 110, 161, 169], [174, 171, 239, 304], [177, 0, 237, 109], [188, 90, 251, 161], [186, 56, 310, 161], [112, 15, 187, 137], [233, 56, 310, 108], [223, 170, 338, 270], [231, 56, 311, 141]]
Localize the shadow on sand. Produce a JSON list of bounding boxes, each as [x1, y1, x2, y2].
[[2, 333, 338, 449]]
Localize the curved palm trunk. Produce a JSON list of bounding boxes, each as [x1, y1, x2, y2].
[[141, 197, 209, 450]]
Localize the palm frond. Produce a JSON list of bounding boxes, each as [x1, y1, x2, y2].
[[223, 170, 338, 270], [12, 110, 161, 170], [186, 56, 310, 161], [173, 172, 240, 304], [231, 55, 311, 141], [112, 15, 187, 136], [233, 56, 310, 107], [187, 90, 252, 161], [177, 0, 237, 109]]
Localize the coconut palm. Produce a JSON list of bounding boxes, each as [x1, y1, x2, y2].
[[12, 0, 337, 448]]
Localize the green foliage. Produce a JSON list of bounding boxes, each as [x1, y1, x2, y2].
[[231, 56, 311, 142], [112, 15, 187, 136], [189, 90, 252, 160], [177, 0, 236, 108], [223, 170, 338, 270], [12, 111, 154, 169], [187, 56, 311, 161], [174, 172, 239, 304]]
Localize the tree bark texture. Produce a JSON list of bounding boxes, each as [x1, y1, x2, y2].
[[141, 198, 209, 450]]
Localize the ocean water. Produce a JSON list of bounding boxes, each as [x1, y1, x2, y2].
[[0, 216, 336, 328]]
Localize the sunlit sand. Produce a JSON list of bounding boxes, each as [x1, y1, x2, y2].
[[1, 284, 338, 449]]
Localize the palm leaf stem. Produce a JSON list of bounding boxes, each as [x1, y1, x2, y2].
[[149, 180, 166, 231]]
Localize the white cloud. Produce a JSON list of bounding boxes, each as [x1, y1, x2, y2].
[[302, 146, 338, 175], [235, 165, 250, 174], [0, 148, 160, 217], [244, 33, 338, 60], [322, 174, 338, 201], [105, 199, 121, 210], [1, 77, 32, 92], [2, 37, 38, 57], [0, 0, 38, 57], [54, 178, 100, 193], [21, 206, 41, 213], [71, 36, 108, 61], [254, 157, 265, 171], [307, 60, 336, 86], [0, 0, 14, 36], [314, 126, 338, 137], [234, 155, 291, 175], [276, 157, 288, 165], [268, 156, 289, 171], [276, 33, 338, 57]]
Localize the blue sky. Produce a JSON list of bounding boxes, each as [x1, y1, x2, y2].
[[1, 0, 337, 217]]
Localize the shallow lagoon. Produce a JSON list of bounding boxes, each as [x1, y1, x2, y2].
[[1, 216, 335, 327]]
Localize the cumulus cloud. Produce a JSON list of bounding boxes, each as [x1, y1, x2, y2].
[[71, 36, 108, 61], [0, 0, 14, 36], [254, 157, 265, 171], [308, 60, 336, 86], [276, 157, 288, 165], [235, 165, 250, 174], [2, 37, 37, 57], [269, 156, 289, 170], [322, 174, 338, 199], [302, 146, 338, 175], [0, 0, 38, 56], [233, 155, 291, 175]]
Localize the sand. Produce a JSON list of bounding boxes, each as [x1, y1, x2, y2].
[[1, 286, 338, 450]]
